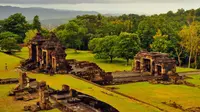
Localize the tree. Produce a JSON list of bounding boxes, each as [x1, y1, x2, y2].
[[2, 13, 29, 39], [137, 18, 156, 51], [56, 21, 87, 52], [32, 15, 41, 31], [167, 11, 174, 17], [24, 29, 38, 44], [0, 20, 4, 33], [0, 38, 21, 53], [116, 32, 140, 65], [0, 31, 22, 43], [151, 30, 171, 53], [179, 22, 200, 68], [89, 35, 118, 63]]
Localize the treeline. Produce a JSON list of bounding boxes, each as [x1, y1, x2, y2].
[[54, 8, 200, 68], [0, 13, 48, 53], [1, 8, 200, 68]]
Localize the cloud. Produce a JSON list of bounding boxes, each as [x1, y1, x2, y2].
[[0, 0, 198, 4]]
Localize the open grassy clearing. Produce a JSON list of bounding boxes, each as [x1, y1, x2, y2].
[[186, 74, 200, 86], [66, 49, 132, 72], [0, 52, 21, 71], [108, 82, 200, 112], [14, 47, 29, 59], [0, 50, 160, 111]]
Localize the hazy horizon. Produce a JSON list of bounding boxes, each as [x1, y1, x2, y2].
[[0, 0, 200, 15]]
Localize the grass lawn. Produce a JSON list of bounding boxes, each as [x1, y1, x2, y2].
[[66, 49, 132, 72], [0, 52, 21, 71], [186, 74, 200, 86], [108, 82, 200, 112], [14, 47, 29, 59], [176, 67, 197, 73]]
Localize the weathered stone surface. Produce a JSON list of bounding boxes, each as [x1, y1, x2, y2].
[[134, 50, 176, 76]]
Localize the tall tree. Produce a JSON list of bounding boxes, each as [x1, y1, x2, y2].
[[116, 32, 140, 65], [56, 21, 87, 52], [151, 29, 171, 53], [179, 22, 200, 68], [2, 13, 29, 39], [0, 38, 21, 53], [137, 18, 156, 51], [32, 15, 41, 31], [89, 35, 118, 63]]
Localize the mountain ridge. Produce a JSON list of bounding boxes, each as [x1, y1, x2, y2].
[[0, 6, 99, 26]]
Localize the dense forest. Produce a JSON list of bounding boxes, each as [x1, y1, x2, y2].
[[1, 8, 200, 68]]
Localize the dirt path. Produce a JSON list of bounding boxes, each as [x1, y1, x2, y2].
[[178, 71, 200, 76]]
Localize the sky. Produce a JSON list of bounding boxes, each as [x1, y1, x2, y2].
[[0, 0, 200, 14]]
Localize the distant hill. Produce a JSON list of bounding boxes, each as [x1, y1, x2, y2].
[[0, 6, 98, 26]]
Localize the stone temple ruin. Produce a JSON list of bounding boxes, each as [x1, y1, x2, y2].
[[21, 32, 71, 74], [112, 50, 179, 84], [134, 50, 176, 76], [21, 32, 113, 84]]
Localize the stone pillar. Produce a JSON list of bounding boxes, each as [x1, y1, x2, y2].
[[140, 58, 144, 73], [46, 50, 49, 67], [134, 60, 137, 71], [52, 57, 57, 71], [150, 59, 153, 74], [19, 72, 27, 89], [36, 46, 39, 62], [28, 45, 32, 59], [38, 81, 49, 105]]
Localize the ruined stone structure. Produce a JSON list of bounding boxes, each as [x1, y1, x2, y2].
[[8, 72, 38, 101], [68, 60, 113, 84], [23, 32, 71, 73], [134, 50, 176, 76], [21, 32, 112, 84]]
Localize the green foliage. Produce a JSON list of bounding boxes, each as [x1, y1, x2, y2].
[[89, 35, 119, 63], [0, 31, 22, 43], [137, 18, 156, 51], [0, 37, 21, 53], [151, 30, 171, 53], [116, 32, 141, 64], [0, 20, 4, 33], [32, 15, 41, 31], [179, 22, 200, 68], [56, 21, 88, 50], [2, 13, 30, 39], [24, 29, 38, 44]]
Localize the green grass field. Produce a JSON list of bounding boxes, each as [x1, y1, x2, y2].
[[186, 75, 200, 86], [108, 82, 200, 112], [14, 47, 29, 59], [0, 48, 200, 112]]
